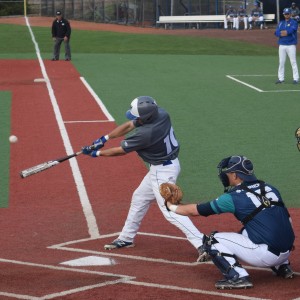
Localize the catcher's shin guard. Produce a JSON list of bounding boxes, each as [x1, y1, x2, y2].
[[202, 231, 240, 281]]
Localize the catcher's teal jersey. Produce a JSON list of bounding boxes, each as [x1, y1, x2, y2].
[[121, 108, 179, 165], [205, 182, 295, 253]]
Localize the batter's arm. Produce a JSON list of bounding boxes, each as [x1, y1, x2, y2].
[[108, 121, 135, 139], [98, 146, 126, 157]]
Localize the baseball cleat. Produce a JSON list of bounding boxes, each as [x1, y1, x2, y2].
[[275, 79, 284, 84], [274, 264, 294, 279], [215, 276, 253, 290], [293, 80, 299, 84], [104, 239, 135, 250]]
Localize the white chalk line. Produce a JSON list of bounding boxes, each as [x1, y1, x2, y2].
[[0, 257, 134, 300], [227, 74, 300, 92], [25, 16, 101, 239]]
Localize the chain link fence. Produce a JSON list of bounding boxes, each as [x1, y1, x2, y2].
[[1, 0, 269, 27], [37, 0, 262, 26]]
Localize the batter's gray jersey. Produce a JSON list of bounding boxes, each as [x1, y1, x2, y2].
[[121, 107, 179, 165]]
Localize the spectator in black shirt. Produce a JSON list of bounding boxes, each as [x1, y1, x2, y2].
[[51, 11, 71, 61]]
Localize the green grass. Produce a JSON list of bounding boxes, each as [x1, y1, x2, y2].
[[0, 24, 277, 57], [0, 92, 11, 208], [74, 53, 300, 206], [0, 23, 299, 207]]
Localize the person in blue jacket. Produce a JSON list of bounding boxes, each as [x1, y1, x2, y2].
[[275, 8, 299, 84]]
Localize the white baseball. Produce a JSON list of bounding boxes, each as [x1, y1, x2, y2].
[[9, 135, 18, 143]]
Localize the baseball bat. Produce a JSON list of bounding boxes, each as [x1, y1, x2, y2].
[[20, 142, 101, 178]]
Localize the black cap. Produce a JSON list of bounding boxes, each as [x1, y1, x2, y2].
[[56, 11, 62, 16]]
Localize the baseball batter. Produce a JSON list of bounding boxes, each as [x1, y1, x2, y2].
[[164, 156, 295, 289], [82, 96, 203, 255], [275, 8, 299, 84]]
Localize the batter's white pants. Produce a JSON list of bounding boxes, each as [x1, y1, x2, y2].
[[118, 158, 203, 249], [212, 231, 291, 277], [278, 45, 299, 81]]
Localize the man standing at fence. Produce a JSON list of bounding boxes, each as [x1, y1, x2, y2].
[[51, 11, 71, 61], [275, 8, 299, 84]]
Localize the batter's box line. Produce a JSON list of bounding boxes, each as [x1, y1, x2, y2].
[[227, 75, 300, 93], [48, 231, 199, 267], [48, 233, 300, 275]]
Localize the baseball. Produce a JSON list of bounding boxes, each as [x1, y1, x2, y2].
[[9, 135, 18, 143]]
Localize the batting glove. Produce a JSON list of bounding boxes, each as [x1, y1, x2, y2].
[[81, 146, 93, 155], [91, 150, 99, 157], [92, 135, 108, 150]]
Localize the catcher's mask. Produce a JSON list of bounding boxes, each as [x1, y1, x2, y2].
[[217, 155, 257, 191], [126, 96, 158, 123]]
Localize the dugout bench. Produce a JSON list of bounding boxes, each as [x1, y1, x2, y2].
[[156, 14, 275, 29]]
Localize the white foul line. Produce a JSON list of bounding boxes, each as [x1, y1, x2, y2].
[[25, 16, 100, 239], [80, 77, 115, 122], [226, 75, 264, 92]]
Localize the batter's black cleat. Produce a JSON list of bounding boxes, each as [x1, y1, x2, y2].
[[274, 264, 294, 279], [215, 276, 253, 290], [104, 239, 135, 250]]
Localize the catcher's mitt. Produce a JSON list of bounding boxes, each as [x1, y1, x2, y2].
[[159, 183, 183, 210]]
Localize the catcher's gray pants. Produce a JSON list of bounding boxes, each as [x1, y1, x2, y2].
[[118, 158, 203, 249], [53, 38, 71, 60]]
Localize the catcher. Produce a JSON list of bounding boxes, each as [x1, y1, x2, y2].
[[160, 156, 295, 290]]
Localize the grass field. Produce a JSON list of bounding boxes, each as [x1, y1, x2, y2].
[[0, 92, 11, 207], [1, 23, 299, 206]]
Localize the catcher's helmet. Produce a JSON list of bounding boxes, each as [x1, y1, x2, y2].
[[126, 96, 158, 123], [217, 155, 257, 191]]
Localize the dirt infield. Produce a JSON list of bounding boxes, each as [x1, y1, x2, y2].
[[0, 16, 278, 48]]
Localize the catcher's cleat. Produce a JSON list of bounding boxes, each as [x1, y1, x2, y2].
[[197, 245, 211, 262], [104, 239, 135, 250], [273, 264, 294, 279], [215, 276, 253, 290]]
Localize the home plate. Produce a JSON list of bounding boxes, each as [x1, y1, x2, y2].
[[60, 256, 116, 266]]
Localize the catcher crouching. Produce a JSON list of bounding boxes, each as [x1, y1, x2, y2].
[[159, 155, 295, 290]]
